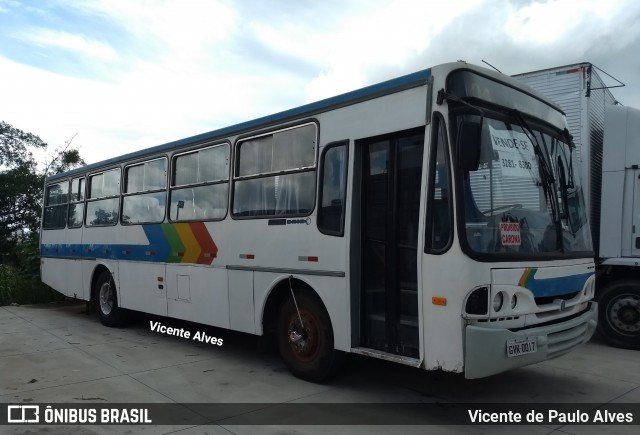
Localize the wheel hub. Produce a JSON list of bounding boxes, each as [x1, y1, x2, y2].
[[289, 330, 304, 344], [99, 282, 113, 315], [287, 311, 319, 362]]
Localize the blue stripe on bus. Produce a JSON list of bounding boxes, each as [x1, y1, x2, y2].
[[41, 223, 219, 265], [521, 270, 593, 298], [142, 224, 172, 261], [41, 242, 164, 262], [41, 224, 172, 262]]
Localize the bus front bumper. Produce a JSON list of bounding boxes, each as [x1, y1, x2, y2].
[[464, 301, 598, 379]]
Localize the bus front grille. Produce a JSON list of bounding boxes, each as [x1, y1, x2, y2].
[[547, 322, 589, 358]]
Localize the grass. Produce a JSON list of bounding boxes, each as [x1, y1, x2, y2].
[[0, 264, 64, 306]]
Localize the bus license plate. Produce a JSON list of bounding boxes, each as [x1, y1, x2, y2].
[[506, 337, 537, 357]]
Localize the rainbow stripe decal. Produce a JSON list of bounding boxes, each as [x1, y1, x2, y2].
[[517, 267, 593, 297], [41, 222, 218, 265]]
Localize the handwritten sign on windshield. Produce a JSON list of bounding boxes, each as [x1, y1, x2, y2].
[[500, 222, 522, 246], [489, 126, 537, 178]]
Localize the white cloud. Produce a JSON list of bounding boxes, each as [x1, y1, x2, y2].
[[302, 0, 482, 101], [66, 0, 237, 62], [0, 0, 639, 169], [15, 28, 120, 61], [1, 1, 305, 165], [504, 0, 622, 45]]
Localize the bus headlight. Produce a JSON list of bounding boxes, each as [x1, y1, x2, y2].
[[493, 292, 504, 312], [465, 286, 489, 315], [511, 294, 518, 309]]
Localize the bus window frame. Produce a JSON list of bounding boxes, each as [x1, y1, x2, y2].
[[231, 121, 319, 220], [169, 142, 230, 223], [67, 176, 86, 229], [43, 179, 70, 230], [424, 112, 454, 254], [85, 166, 122, 227], [317, 140, 349, 237], [448, 104, 595, 262], [121, 156, 168, 226]]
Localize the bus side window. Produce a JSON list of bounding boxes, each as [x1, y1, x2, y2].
[[318, 141, 348, 235], [43, 181, 69, 229], [86, 168, 121, 226], [170, 144, 229, 221], [122, 158, 167, 225], [425, 117, 452, 253], [233, 123, 317, 218], [68, 177, 85, 228]]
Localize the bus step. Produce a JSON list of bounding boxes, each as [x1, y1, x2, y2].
[[351, 347, 421, 367]]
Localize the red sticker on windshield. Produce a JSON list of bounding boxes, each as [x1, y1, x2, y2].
[[500, 222, 521, 246]]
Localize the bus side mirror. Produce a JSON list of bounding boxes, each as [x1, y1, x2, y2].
[[457, 121, 482, 172]]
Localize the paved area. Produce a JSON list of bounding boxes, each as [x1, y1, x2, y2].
[[0, 301, 638, 434]]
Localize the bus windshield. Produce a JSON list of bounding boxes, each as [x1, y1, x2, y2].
[[459, 113, 593, 257]]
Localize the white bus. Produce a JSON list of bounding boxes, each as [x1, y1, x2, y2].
[[41, 61, 598, 381]]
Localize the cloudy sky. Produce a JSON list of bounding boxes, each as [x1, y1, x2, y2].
[[1, 0, 639, 167]]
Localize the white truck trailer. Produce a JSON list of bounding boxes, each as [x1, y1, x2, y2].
[[515, 64, 640, 349]]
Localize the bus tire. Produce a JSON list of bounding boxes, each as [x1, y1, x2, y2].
[[597, 279, 640, 350], [277, 291, 343, 382], [94, 270, 126, 327]]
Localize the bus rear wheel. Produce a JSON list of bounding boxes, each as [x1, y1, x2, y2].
[[277, 291, 343, 382], [94, 270, 126, 327], [597, 279, 640, 350]]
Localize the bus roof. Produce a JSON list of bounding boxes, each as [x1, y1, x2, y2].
[[47, 68, 432, 182]]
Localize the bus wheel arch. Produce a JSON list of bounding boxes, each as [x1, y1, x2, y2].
[[261, 278, 297, 345], [91, 265, 126, 327], [265, 279, 343, 382]]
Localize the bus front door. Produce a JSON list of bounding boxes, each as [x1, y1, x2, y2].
[[360, 128, 424, 358]]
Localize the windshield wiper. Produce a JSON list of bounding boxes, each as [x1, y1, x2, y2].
[[511, 110, 563, 251], [437, 89, 484, 118]]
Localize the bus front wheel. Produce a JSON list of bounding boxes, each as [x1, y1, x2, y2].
[[277, 291, 343, 382], [94, 270, 126, 327], [597, 279, 640, 350]]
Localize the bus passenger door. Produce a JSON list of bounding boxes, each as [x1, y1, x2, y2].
[[360, 127, 424, 358]]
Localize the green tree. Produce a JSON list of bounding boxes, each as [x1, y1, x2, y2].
[[0, 121, 84, 265], [1, 121, 85, 305]]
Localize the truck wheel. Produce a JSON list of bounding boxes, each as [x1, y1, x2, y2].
[[277, 291, 343, 382], [597, 279, 640, 350], [94, 270, 126, 327]]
